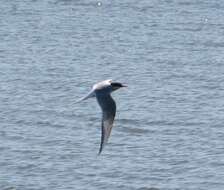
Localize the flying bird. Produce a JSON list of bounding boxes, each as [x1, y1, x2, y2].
[[76, 79, 127, 154]]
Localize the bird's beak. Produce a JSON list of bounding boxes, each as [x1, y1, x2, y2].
[[121, 84, 127, 87]]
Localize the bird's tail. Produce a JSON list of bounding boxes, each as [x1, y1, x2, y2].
[[74, 90, 95, 104]]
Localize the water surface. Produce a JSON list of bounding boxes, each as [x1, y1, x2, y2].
[[0, 0, 224, 189]]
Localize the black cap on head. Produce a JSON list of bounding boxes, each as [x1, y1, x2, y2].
[[111, 82, 127, 88]]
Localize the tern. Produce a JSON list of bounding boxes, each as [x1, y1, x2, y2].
[[76, 79, 127, 154]]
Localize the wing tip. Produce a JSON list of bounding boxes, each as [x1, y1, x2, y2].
[[98, 141, 104, 155], [98, 149, 102, 155]]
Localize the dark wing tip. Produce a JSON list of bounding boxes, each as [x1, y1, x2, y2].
[[98, 126, 104, 155], [98, 147, 103, 155]]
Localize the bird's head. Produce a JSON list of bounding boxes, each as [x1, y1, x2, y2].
[[110, 82, 127, 91]]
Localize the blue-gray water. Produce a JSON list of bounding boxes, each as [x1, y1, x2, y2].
[[0, 1, 224, 190]]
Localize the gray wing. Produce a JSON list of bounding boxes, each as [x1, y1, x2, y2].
[[96, 94, 116, 155]]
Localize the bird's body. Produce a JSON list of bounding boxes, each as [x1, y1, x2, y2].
[[77, 79, 126, 154]]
